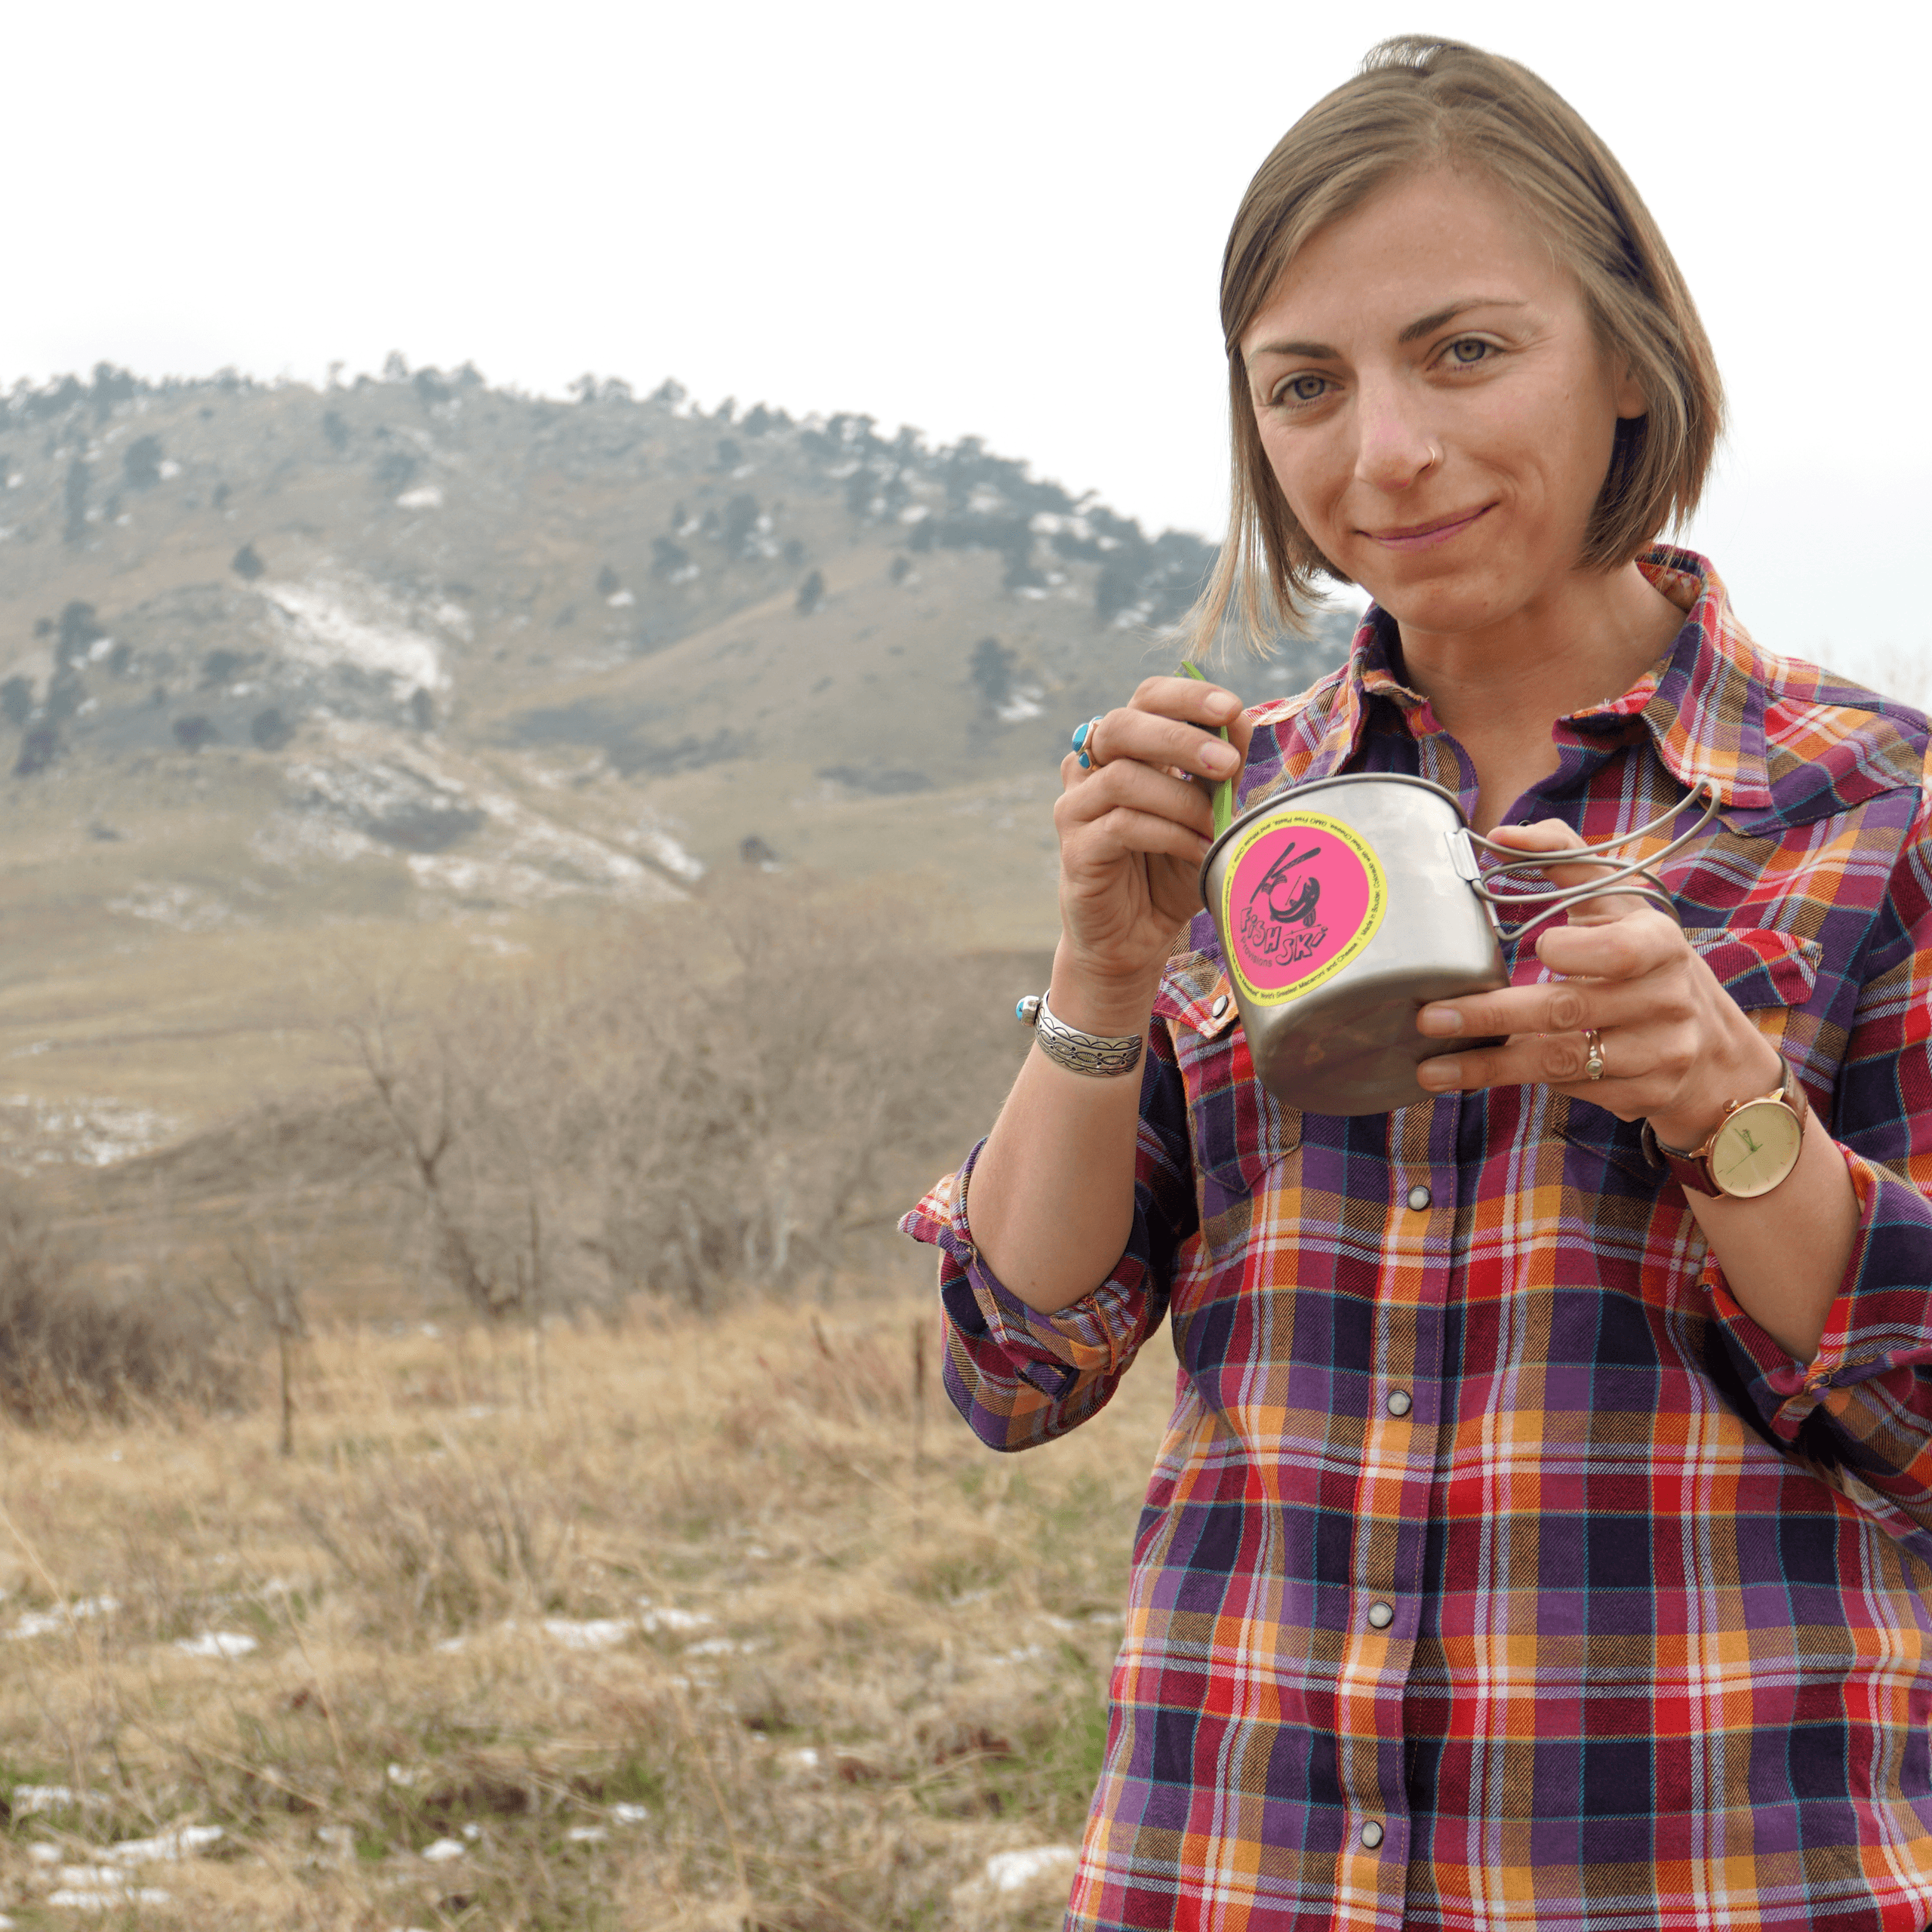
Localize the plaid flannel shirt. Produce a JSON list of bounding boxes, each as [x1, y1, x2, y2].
[[903, 550, 1932, 1931]]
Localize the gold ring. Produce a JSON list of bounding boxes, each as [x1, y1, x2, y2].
[[1583, 1029, 1606, 1081]]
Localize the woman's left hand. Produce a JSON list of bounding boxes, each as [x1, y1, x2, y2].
[[1413, 820, 1785, 1147]]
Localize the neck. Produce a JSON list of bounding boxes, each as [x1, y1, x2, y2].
[[1387, 560, 1685, 831]]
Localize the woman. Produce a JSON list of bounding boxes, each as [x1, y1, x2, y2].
[[903, 36, 1932, 1932]]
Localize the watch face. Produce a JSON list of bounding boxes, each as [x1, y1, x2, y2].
[[1711, 1098, 1804, 1198]]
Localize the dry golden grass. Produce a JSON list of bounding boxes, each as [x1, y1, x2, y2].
[[0, 1284, 1173, 1930]]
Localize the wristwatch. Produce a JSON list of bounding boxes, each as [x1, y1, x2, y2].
[[1649, 1058, 1807, 1200]]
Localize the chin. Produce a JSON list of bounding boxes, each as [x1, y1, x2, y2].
[[1339, 546, 1521, 633], [1349, 574, 1499, 636]]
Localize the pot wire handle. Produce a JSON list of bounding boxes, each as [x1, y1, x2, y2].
[[1478, 867, 1681, 940], [1463, 780, 1721, 940], [1178, 660, 1234, 838]]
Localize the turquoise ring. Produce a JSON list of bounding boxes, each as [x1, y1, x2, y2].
[[1072, 715, 1104, 770]]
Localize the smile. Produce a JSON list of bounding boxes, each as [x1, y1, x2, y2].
[[1363, 505, 1492, 550]]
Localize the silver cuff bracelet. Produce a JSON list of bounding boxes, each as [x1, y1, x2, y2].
[[1016, 990, 1145, 1078]]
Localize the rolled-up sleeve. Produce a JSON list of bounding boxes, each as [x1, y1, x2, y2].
[[900, 1023, 1198, 1452], [1704, 783, 1932, 1563]]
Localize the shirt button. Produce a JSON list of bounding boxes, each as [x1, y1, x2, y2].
[[1407, 1184, 1431, 1211], [1211, 994, 1229, 1019], [1367, 1601, 1394, 1629], [1361, 1820, 1385, 1849], [1386, 1389, 1412, 1417]]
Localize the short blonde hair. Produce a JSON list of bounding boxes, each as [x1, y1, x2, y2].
[[1193, 35, 1723, 654]]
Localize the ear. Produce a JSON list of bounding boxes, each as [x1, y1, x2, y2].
[[1612, 359, 1648, 421]]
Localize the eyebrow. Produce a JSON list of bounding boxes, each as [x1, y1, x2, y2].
[[1248, 297, 1531, 361]]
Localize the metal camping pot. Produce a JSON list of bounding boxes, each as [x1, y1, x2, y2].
[[1196, 772, 1718, 1116]]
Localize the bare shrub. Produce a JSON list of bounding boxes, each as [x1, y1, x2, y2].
[[341, 980, 586, 1327], [0, 1177, 240, 1422], [594, 878, 1019, 1306], [337, 876, 1029, 1318], [207, 1224, 312, 1455]]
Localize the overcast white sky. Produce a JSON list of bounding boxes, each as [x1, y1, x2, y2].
[[5, 0, 1924, 684]]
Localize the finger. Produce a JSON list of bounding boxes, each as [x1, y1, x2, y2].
[[1063, 802, 1217, 872], [1481, 817, 1656, 921], [1481, 817, 1607, 899], [1535, 908, 1683, 979], [1417, 921, 1687, 1041], [1417, 983, 1661, 1049], [1091, 703, 1244, 786], [1058, 756, 1217, 843], [1416, 1033, 1623, 1097], [1481, 820, 1584, 856], [1421, 1017, 1715, 1107], [1128, 673, 1245, 731]]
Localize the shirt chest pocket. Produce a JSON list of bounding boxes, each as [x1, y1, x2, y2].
[[1558, 925, 1823, 1183], [1169, 1009, 1303, 1204], [1684, 926, 1822, 1024]]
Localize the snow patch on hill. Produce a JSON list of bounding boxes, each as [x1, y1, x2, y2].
[[254, 723, 689, 909], [634, 822, 704, 883], [107, 881, 252, 931], [285, 744, 481, 853], [260, 572, 454, 696], [0, 1097, 178, 1169], [248, 811, 378, 869], [463, 780, 688, 895]]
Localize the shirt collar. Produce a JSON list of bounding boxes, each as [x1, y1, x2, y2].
[[1294, 546, 1772, 810], [1601, 546, 1773, 811], [1287, 621, 1390, 783]]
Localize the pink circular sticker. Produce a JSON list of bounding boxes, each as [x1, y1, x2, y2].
[[1220, 808, 1387, 1006]]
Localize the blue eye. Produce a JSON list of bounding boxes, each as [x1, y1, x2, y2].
[[1445, 337, 1492, 366], [1276, 374, 1329, 405]]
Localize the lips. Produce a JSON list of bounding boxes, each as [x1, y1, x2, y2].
[[1363, 505, 1491, 551]]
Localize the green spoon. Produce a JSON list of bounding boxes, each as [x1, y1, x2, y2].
[[1178, 660, 1235, 838]]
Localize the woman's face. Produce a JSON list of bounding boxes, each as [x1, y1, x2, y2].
[[1240, 165, 1647, 638]]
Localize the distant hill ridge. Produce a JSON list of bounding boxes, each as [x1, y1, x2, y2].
[[0, 359, 1349, 761]]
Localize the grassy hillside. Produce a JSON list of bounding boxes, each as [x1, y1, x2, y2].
[[0, 1287, 1176, 1929]]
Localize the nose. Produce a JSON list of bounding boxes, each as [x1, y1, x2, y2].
[[1352, 370, 1439, 494]]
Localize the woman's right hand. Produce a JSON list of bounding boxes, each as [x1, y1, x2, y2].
[[1051, 674, 1251, 1028]]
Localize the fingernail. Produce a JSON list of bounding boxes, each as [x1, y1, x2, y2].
[[1205, 743, 1239, 775], [1417, 1005, 1463, 1036], [1417, 1059, 1460, 1088], [1210, 694, 1240, 720]]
